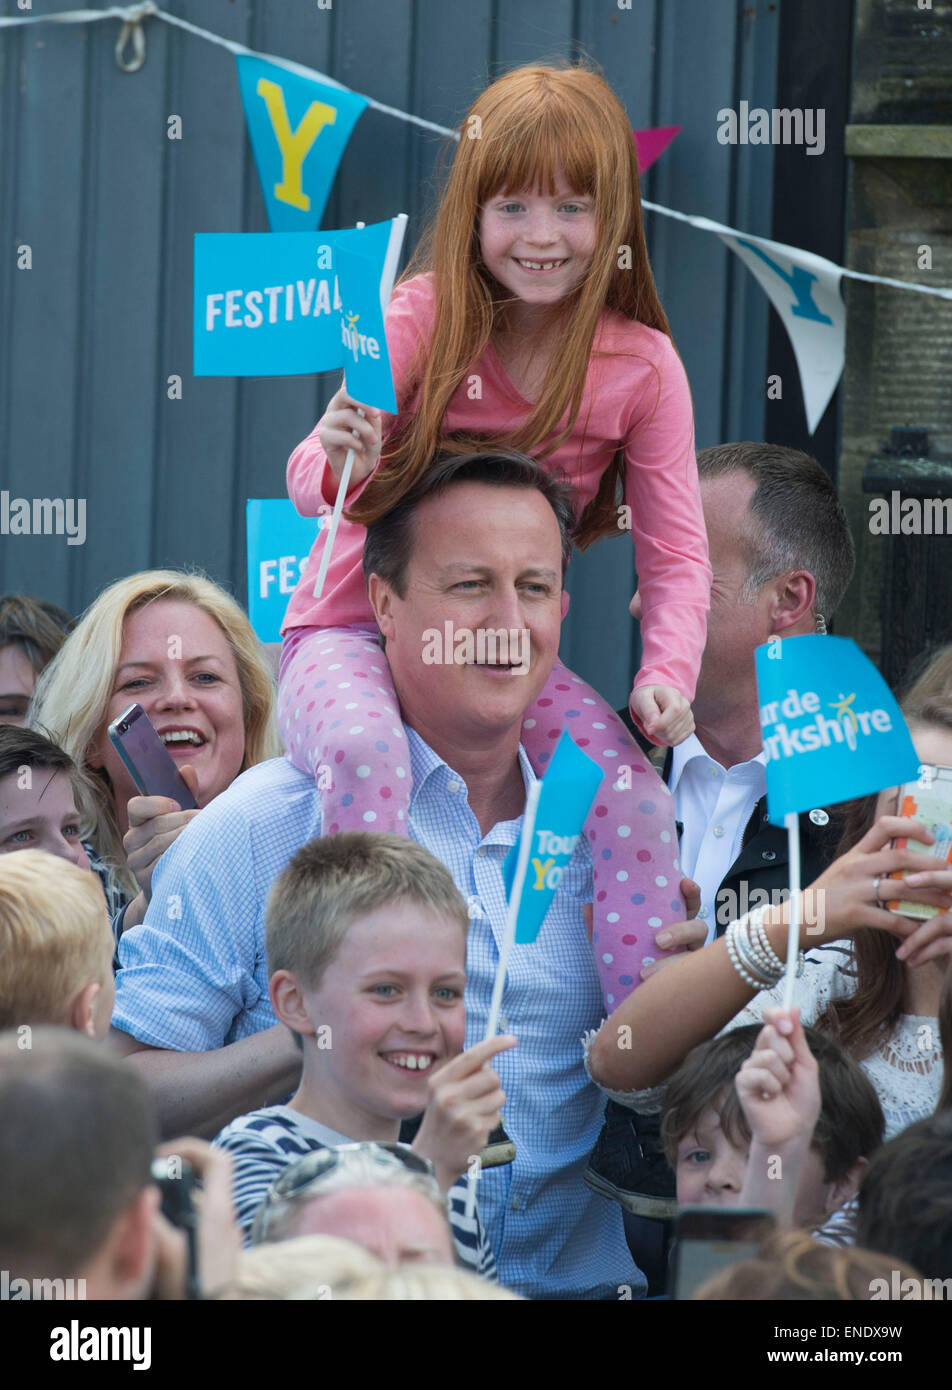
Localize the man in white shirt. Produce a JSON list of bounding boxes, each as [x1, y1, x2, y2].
[[633, 442, 855, 947], [589, 443, 856, 1286]]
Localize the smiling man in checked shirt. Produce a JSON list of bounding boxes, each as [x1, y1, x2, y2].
[[110, 451, 646, 1299]]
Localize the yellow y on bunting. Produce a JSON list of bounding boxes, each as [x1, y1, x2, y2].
[[235, 55, 368, 231]]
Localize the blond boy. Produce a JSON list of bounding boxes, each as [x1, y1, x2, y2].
[[214, 832, 515, 1279], [0, 849, 115, 1036]]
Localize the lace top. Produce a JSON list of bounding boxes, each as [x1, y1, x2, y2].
[[586, 942, 943, 1138]]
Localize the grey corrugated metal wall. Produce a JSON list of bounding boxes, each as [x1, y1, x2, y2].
[[0, 0, 782, 707]]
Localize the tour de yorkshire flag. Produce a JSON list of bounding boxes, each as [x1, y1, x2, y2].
[[505, 730, 603, 944], [236, 55, 368, 231], [754, 635, 919, 827]]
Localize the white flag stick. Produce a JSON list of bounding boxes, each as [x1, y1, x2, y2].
[[465, 777, 542, 1221], [311, 446, 354, 598], [782, 811, 802, 1009], [379, 214, 408, 315], [485, 779, 542, 1042]]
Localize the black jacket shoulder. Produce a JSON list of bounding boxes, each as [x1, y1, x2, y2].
[[614, 706, 838, 935]]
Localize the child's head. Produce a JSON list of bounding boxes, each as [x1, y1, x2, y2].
[[663, 1024, 884, 1228], [267, 832, 469, 1129], [435, 63, 662, 325], [350, 63, 668, 540], [0, 849, 115, 1037], [855, 1111, 952, 1283], [0, 593, 74, 726], [693, 1230, 923, 1302], [0, 725, 89, 869]]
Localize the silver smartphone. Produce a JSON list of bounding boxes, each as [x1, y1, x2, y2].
[[107, 703, 199, 808], [886, 765, 952, 919]]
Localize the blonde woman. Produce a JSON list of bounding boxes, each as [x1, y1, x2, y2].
[[30, 571, 281, 938]]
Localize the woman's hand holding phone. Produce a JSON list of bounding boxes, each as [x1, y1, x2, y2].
[[122, 764, 201, 926], [804, 813, 952, 967]]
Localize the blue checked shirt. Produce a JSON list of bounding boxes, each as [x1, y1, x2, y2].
[[113, 730, 641, 1300]]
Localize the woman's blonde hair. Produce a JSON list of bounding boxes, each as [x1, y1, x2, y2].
[[901, 643, 952, 708], [215, 1235, 383, 1301], [29, 570, 282, 902], [336, 1264, 521, 1301], [347, 60, 671, 549]]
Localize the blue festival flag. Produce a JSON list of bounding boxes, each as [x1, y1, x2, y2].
[[334, 243, 398, 412], [235, 55, 368, 232], [754, 634, 919, 826], [193, 219, 400, 378], [504, 730, 603, 944], [246, 499, 322, 644]]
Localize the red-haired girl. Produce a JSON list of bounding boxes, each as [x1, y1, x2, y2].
[[279, 62, 712, 1010]]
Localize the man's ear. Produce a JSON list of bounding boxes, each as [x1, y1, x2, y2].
[[560, 589, 570, 620], [92, 1183, 159, 1300], [270, 969, 317, 1038], [824, 1155, 867, 1219], [769, 570, 816, 635], [68, 981, 102, 1039], [367, 573, 397, 642]]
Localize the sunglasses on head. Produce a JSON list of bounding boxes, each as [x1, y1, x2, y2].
[[251, 1141, 441, 1242], [271, 1141, 435, 1197]]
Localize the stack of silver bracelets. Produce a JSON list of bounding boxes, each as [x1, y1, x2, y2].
[[725, 904, 803, 991]]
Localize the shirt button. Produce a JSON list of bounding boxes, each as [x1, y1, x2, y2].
[[709, 766, 722, 778], [809, 808, 829, 826], [448, 780, 464, 794], [712, 825, 725, 838], [697, 905, 708, 918], [762, 848, 777, 862], [511, 1195, 521, 1210], [476, 846, 487, 856], [499, 1016, 508, 1031]]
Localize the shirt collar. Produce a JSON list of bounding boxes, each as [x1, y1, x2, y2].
[[406, 725, 535, 819], [669, 730, 766, 794]]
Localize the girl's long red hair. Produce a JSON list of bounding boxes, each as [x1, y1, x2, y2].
[[346, 61, 670, 548]]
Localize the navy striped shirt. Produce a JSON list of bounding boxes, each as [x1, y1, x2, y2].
[[213, 1106, 497, 1281]]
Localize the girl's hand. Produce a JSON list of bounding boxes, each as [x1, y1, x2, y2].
[[318, 386, 382, 487], [804, 814, 952, 958], [123, 765, 201, 907], [411, 1035, 516, 1193], [735, 1007, 820, 1152], [628, 684, 695, 747]]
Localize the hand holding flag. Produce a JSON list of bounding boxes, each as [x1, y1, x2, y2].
[[318, 387, 383, 487], [465, 731, 602, 1218], [411, 1034, 517, 1195], [311, 217, 405, 598]]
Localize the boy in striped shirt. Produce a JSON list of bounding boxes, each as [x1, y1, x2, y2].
[[213, 831, 514, 1279]]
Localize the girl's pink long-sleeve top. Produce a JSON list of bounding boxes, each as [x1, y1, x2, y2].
[[283, 274, 711, 701]]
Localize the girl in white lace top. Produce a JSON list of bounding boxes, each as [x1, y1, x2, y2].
[[587, 702, 952, 1138]]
